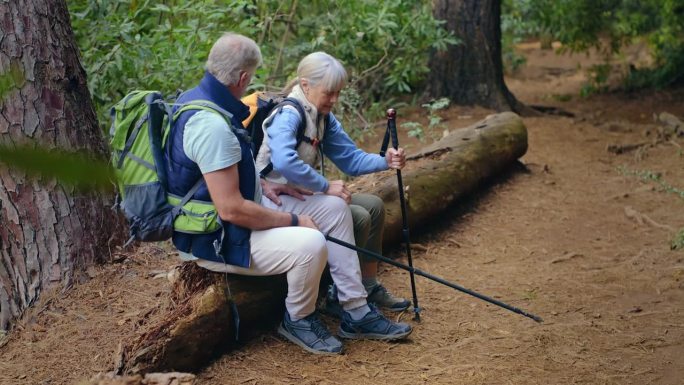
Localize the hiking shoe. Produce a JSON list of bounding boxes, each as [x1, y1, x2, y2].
[[278, 311, 343, 355], [367, 284, 411, 312], [338, 304, 412, 340]]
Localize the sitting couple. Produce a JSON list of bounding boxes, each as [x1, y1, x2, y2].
[[166, 32, 412, 354]]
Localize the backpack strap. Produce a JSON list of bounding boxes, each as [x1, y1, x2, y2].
[[170, 177, 204, 216], [174, 100, 251, 143], [259, 98, 320, 178]]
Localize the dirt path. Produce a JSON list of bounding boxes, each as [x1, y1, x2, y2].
[[1, 45, 683, 385]]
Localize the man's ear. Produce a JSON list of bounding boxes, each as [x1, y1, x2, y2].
[[238, 70, 251, 88]]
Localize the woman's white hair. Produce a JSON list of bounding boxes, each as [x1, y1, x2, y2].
[[284, 51, 347, 93], [206, 32, 262, 86]]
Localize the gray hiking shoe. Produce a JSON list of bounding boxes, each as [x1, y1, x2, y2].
[[338, 304, 412, 340], [367, 284, 411, 312], [278, 311, 343, 355]]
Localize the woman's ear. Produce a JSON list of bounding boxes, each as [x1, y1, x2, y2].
[[300, 78, 309, 94]]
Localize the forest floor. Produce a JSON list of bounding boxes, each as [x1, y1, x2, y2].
[[1, 42, 684, 385]]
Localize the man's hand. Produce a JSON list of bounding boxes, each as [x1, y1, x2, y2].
[[261, 179, 313, 206], [324, 179, 351, 204], [385, 147, 406, 169]]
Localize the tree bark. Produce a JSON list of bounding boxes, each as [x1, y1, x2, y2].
[[0, 0, 124, 331], [426, 0, 534, 115], [120, 112, 527, 374]]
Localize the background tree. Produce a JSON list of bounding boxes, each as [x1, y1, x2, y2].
[[0, 0, 124, 331], [426, 0, 531, 114]]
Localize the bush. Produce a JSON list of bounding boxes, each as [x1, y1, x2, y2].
[[502, 0, 684, 89], [68, 0, 457, 138]]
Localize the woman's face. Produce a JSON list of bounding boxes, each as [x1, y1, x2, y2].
[[302, 81, 341, 115]]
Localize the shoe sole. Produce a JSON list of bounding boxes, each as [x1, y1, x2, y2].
[[337, 327, 413, 341], [380, 304, 411, 312], [277, 325, 343, 355]]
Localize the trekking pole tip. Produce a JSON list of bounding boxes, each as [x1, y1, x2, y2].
[[386, 108, 396, 119], [412, 306, 422, 322], [526, 312, 543, 323]]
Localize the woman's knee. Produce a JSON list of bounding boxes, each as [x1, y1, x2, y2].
[[350, 205, 371, 232], [353, 193, 385, 224], [321, 194, 349, 213]]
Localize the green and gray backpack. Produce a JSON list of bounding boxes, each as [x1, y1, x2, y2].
[[109, 91, 225, 246]]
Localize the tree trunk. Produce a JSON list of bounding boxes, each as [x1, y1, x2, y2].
[[0, 0, 124, 331], [120, 112, 527, 374], [426, 0, 533, 115]]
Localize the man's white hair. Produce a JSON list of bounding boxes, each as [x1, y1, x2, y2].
[[206, 32, 262, 86]]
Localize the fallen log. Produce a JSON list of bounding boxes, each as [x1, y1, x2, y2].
[[122, 263, 286, 374], [353, 111, 528, 246], [120, 112, 527, 374]]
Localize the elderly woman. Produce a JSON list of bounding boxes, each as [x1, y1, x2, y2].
[[255, 51, 410, 315]]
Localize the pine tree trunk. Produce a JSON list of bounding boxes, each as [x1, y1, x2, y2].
[[426, 0, 532, 115], [0, 0, 124, 331]]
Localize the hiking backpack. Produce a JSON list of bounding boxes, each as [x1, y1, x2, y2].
[[109, 91, 229, 245], [109, 90, 329, 245], [241, 92, 329, 177]]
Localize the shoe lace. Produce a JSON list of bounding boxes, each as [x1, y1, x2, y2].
[[307, 314, 332, 339], [374, 284, 389, 296], [370, 284, 392, 301]]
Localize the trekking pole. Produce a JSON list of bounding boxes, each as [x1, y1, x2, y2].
[[325, 235, 543, 323], [385, 108, 421, 321]]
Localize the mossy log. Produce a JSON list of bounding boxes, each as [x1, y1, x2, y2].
[[356, 111, 528, 246], [120, 112, 527, 374]]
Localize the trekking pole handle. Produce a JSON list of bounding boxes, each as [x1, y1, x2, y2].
[[386, 108, 399, 150]]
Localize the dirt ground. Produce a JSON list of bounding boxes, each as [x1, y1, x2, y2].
[[1, 43, 684, 385]]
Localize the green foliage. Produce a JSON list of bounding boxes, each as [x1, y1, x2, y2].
[[618, 166, 684, 249], [402, 121, 425, 142], [580, 64, 612, 97], [0, 143, 114, 191], [402, 97, 450, 142], [501, 0, 537, 73], [502, 0, 684, 89], [69, 0, 261, 123], [672, 228, 684, 250], [68, 0, 457, 139], [617, 166, 684, 200]]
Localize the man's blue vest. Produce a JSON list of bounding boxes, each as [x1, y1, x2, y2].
[[166, 71, 256, 267]]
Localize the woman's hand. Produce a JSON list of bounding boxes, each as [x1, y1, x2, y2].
[[296, 214, 319, 230], [386, 147, 406, 170], [324, 179, 351, 204], [261, 179, 313, 206]]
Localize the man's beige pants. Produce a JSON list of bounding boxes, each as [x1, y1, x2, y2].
[[196, 194, 367, 320]]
